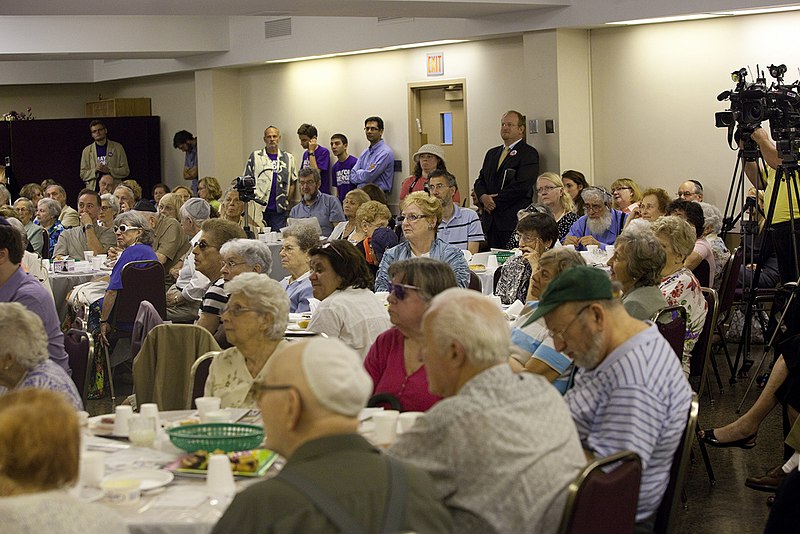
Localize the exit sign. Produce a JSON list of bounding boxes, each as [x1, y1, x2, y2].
[[427, 52, 444, 76]]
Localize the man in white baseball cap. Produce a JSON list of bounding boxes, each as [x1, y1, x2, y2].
[[212, 337, 452, 534]]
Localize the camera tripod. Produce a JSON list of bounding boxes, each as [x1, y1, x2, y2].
[[725, 134, 800, 414]]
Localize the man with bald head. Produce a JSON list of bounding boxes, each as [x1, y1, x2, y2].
[[389, 288, 585, 533], [677, 179, 704, 202], [212, 338, 452, 534]]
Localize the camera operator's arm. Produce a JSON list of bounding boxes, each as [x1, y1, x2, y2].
[[752, 127, 780, 168]]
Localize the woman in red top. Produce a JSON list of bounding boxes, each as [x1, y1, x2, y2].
[[399, 144, 460, 203], [363, 257, 457, 411]]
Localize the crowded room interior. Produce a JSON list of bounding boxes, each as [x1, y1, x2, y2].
[[3, 1, 800, 532]]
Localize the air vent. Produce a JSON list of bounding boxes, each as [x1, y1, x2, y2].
[[377, 17, 414, 25], [264, 18, 292, 40]]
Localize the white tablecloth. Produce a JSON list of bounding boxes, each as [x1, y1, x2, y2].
[[51, 270, 101, 322]]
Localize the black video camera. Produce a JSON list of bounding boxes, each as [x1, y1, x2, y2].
[[233, 175, 257, 202]]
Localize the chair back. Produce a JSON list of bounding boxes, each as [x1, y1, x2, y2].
[[692, 259, 711, 287], [40, 228, 50, 259], [558, 450, 642, 534], [189, 351, 220, 408], [654, 393, 699, 534], [113, 260, 166, 333], [716, 247, 742, 320], [651, 306, 687, 360], [493, 267, 503, 294], [367, 392, 404, 411], [468, 270, 482, 292], [64, 328, 93, 407], [691, 288, 719, 385]]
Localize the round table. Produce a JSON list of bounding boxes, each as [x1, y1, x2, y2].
[[50, 270, 102, 322]]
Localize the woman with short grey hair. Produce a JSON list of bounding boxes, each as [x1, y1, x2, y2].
[[651, 215, 708, 373], [279, 223, 320, 312], [36, 198, 64, 258], [699, 202, 730, 289], [99, 193, 120, 228], [13, 197, 44, 254], [95, 212, 158, 345], [609, 224, 668, 320], [0, 303, 82, 410], [219, 238, 273, 282], [204, 273, 291, 408]]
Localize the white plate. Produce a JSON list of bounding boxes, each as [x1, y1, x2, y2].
[[102, 469, 174, 491]]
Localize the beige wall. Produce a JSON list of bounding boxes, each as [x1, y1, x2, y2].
[[589, 11, 800, 207], [238, 37, 526, 204]]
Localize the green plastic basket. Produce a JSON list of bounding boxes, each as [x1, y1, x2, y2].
[[495, 251, 514, 265], [167, 423, 264, 453]]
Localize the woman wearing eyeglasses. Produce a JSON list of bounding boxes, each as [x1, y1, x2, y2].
[[364, 258, 456, 411], [374, 192, 469, 291], [496, 212, 559, 305], [534, 172, 577, 241], [508, 248, 586, 394], [97, 212, 158, 345], [98, 194, 119, 228], [307, 240, 391, 357], [610, 178, 642, 214], [191, 219, 247, 337], [204, 273, 290, 408], [279, 223, 318, 313]]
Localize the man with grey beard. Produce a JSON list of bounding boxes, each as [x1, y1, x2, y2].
[[530, 265, 691, 532], [563, 187, 626, 250], [288, 167, 344, 237]]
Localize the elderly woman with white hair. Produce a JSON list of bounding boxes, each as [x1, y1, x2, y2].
[[12, 197, 44, 255], [166, 198, 212, 323], [563, 187, 626, 250], [608, 222, 668, 320], [279, 223, 318, 313], [651, 215, 708, 373], [35, 198, 64, 258], [0, 303, 82, 410], [699, 202, 731, 289], [204, 273, 290, 408], [219, 238, 272, 283], [98, 193, 119, 228]]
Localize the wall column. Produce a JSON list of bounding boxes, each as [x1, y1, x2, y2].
[[195, 69, 244, 183]]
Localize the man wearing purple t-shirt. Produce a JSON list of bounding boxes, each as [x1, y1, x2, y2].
[[297, 123, 332, 195], [330, 133, 357, 203]]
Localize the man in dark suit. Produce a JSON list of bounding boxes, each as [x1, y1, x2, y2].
[[473, 110, 539, 249]]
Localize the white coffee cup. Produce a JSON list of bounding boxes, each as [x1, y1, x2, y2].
[[113, 405, 133, 437], [586, 244, 599, 255], [206, 454, 236, 497], [139, 403, 160, 430], [398, 412, 424, 433], [80, 451, 105, 487], [83, 251, 95, 262], [486, 254, 499, 270], [195, 397, 222, 422], [372, 410, 400, 445], [91, 256, 104, 270]]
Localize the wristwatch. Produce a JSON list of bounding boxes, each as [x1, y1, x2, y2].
[[84, 223, 95, 231]]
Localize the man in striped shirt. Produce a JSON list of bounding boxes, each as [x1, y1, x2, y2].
[[429, 170, 484, 254], [530, 265, 692, 530]]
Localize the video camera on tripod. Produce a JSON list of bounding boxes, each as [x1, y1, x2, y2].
[[716, 65, 800, 162]]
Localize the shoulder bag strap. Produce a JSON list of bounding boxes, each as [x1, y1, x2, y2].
[[278, 469, 367, 534]]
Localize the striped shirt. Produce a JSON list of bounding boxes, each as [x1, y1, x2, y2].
[[510, 302, 574, 394], [200, 278, 228, 316], [437, 204, 484, 250], [565, 324, 692, 521]]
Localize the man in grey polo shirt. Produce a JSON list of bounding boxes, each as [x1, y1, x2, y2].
[[429, 170, 483, 253], [530, 265, 692, 530], [53, 189, 116, 260], [289, 167, 344, 237], [390, 288, 584, 532]]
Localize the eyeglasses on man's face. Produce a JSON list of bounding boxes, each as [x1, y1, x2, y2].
[[546, 304, 592, 342]]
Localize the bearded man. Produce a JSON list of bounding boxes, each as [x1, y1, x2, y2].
[[563, 187, 626, 250], [288, 167, 345, 237], [530, 265, 691, 531]]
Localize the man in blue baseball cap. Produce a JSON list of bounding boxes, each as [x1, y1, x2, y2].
[[531, 265, 692, 531]]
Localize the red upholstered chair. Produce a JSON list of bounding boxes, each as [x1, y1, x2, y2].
[[651, 305, 687, 361], [558, 450, 642, 534]]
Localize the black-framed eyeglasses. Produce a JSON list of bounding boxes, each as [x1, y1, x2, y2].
[[113, 224, 141, 233], [387, 281, 421, 301], [611, 186, 632, 193], [546, 304, 592, 342]]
